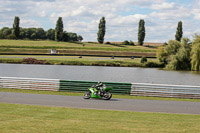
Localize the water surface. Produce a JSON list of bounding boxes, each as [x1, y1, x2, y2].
[[0, 63, 200, 86]]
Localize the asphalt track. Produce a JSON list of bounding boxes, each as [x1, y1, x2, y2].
[[0, 92, 200, 115]]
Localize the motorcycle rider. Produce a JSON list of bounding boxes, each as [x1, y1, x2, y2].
[[94, 82, 104, 95]]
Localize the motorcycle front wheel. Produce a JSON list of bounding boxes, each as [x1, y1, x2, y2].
[[83, 92, 91, 99], [102, 92, 112, 100]]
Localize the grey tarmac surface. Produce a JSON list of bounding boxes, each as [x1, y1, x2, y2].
[[0, 92, 200, 115]]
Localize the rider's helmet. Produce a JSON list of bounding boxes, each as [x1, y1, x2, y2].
[[98, 81, 103, 86]]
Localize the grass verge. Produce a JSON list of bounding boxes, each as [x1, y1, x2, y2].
[[0, 103, 200, 133], [0, 57, 163, 68], [1, 88, 200, 102]]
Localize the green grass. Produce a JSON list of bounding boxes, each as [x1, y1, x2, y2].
[[0, 40, 157, 52], [0, 45, 156, 52], [1, 88, 200, 102], [0, 56, 162, 67], [0, 103, 200, 133]]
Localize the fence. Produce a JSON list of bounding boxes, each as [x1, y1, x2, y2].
[[59, 80, 132, 94], [1, 77, 200, 99], [0, 77, 132, 95], [0, 77, 60, 91], [131, 83, 200, 99]]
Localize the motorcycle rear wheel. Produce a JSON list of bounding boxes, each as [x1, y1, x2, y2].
[[83, 92, 91, 99], [102, 92, 112, 100]]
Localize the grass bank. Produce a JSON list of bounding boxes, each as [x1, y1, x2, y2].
[[0, 56, 163, 68], [0, 40, 157, 52], [1, 88, 200, 102], [0, 40, 157, 57], [0, 103, 200, 133]]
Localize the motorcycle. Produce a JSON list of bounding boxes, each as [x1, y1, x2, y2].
[[83, 82, 112, 100]]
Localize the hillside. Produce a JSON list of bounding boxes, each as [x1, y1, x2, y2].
[[0, 40, 159, 57]]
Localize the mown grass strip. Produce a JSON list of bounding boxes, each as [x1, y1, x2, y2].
[[0, 46, 156, 52], [0, 57, 162, 68], [0, 40, 157, 52], [0, 103, 200, 133]]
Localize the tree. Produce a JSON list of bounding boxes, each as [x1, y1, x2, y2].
[[0, 32, 5, 39], [191, 34, 200, 71], [62, 31, 69, 42], [138, 19, 145, 46], [157, 38, 191, 70], [55, 17, 64, 41], [35, 28, 46, 39], [175, 21, 183, 41], [1, 27, 12, 37], [31, 33, 37, 40], [157, 46, 168, 64], [77, 35, 83, 42], [12, 16, 20, 39], [67, 32, 77, 41], [97, 17, 106, 44], [165, 40, 181, 55], [166, 38, 191, 70], [46, 29, 55, 40]]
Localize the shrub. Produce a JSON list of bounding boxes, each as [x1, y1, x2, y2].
[[0, 32, 5, 39], [129, 40, 135, 46], [105, 42, 111, 44], [145, 62, 164, 68], [156, 46, 168, 64], [22, 58, 46, 64], [7, 34, 17, 39], [122, 40, 129, 45], [140, 56, 147, 63]]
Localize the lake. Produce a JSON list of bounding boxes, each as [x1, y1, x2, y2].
[[0, 63, 200, 86]]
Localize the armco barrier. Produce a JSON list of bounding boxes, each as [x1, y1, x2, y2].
[[0, 77, 132, 95], [1, 77, 200, 99], [59, 80, 132, 94], [131, 83, 200, 99], [0, 77, 60, 91]]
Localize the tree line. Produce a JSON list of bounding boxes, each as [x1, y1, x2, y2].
[[157, 35, 200, 71], [1, 16, 183, 45], [0, 16, 83, 42], [156, 21, 200, 71], [97, 17, 182, 46], [96, 17, 146, 45]]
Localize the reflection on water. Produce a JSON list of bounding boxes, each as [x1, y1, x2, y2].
[[0, 63, 200, 86]]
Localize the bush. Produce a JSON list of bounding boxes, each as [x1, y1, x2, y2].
[[145, 62, 164, 68], [105, 42, 111, 44], [7, 34, 17, 39], [156, 46, 168, 64], [0, 32, 5, 39], [122, 40, 135, 46], [129, 40, 135, 46], [122, 40, 129, 45], [22, 58, 46, 64], [140, 56, 147, 63]]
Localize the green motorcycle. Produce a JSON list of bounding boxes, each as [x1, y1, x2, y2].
[[83, 82, 112, 100]]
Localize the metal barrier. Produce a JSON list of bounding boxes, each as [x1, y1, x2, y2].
[[0, 77, 132, 94], [1, 77, 200, 99], [131, 83, 200, 99], [59, 80, 132, 94], [0, 77, 59, 91]]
